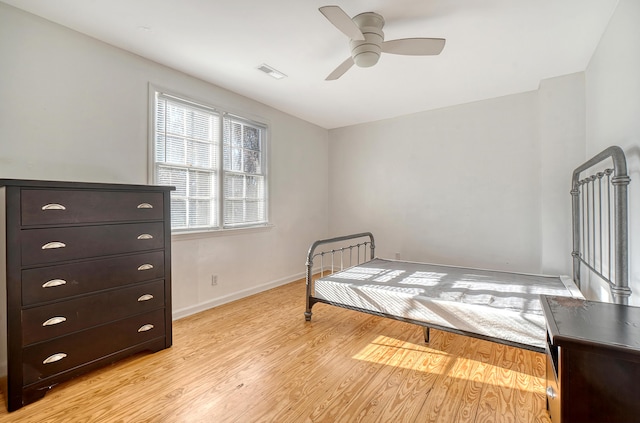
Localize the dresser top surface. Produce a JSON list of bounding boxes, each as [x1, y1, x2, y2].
[[542, 295, 640, 353], [0, 178, 174, 192]]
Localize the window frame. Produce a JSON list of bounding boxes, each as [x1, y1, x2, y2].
[[149, 85, 270, 234]]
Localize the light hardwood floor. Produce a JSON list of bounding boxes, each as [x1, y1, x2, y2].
[[0, 279, 552, 423]]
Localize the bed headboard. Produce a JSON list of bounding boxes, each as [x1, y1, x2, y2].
[[304, 232, 375, 320], [305, 232, 375, 280], [571, 145, 631, 304]]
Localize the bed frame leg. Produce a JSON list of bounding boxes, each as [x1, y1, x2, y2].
[[423, 327, 430, 343], [304, 297, 314, 321]]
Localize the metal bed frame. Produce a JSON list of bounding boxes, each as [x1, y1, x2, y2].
[[304, 232, 375, 319], [305, 232, 436, 344], [305, 145, 631, 346], [571, 145, 631, 304]]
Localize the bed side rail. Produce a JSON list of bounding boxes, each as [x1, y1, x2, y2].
[[305, 232, 375, 320], [571, 145, 631, 304]]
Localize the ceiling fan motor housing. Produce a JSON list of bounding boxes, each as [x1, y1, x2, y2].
[[350, 12, 385, 68]]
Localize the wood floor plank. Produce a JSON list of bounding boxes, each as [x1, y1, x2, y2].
[[316, 334, 424, 422], [375, 334, 454, 423], [0, 279, 552, 423], [216, 315, 390, 421], [251, 309, 404, 422], [450, 335, 494, 423], [303, 322, 420, 422], [415, 334, 475, 423], [355, 333, 445, 423]]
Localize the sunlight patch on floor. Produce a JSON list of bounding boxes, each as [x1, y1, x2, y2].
[[351, 335, 545, 393]]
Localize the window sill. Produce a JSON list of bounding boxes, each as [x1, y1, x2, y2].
[[171, 224, 275, 241]]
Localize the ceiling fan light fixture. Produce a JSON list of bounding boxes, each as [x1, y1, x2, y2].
[[350, 36, 383, 68], [353, 51, 380, 68]]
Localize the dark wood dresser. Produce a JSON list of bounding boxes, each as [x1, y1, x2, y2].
[[0, 179, 173, 411], [541, 295, 640, 423]]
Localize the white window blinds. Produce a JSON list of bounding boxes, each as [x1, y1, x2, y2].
[[223, 116, 267, 227], [154, 91, 268, 231]]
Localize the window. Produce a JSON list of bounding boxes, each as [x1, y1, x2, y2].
[[152, 90, 268, 232]]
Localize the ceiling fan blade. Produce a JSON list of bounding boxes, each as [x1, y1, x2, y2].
[[326, 57, 355, 81], [382, 38, 446, 55], [319, 6, 365, 40]]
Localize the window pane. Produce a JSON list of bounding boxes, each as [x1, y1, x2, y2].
[[170, 198, 187, 228], [230, 122, 242, 147], [155, 93, 224, 231], [166, 136, 185, 164], [224, 200, 244, 225], [223, 144, 230, 171], [244, 200, 265, 223], [243, 126, 260, 150], [186, 109, 210, 140], [225, 174, 244, 198], [231, 148, 242, 172], [221, 117, 266, 227], [158, 166, 187, 196], [246, 176, 264, 199], [155, 100, 166, 133], [166, 104, 185, 135], [188, 199, 212, 227], [243, 149, 260, 174], [155, 133, 166, 163], [187, 140, 211, 168], [188, 170, 213, 197]]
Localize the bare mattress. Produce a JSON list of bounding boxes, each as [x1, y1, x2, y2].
[[313, 258, 583, 351]]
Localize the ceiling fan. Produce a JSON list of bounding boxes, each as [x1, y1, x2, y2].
[[319, 5, 446, 80]]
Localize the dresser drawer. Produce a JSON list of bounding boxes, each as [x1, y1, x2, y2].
[[22, 309, 165, 386], [22, 280, 166, 346], [22, 251, 165, 306], [21, 189, 164, 225], [21, 222, 165, 266], [546, 347, 561, 422]]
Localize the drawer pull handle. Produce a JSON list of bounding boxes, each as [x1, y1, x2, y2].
[[137, 234, 153, 240], [42, 203, 66, 211], [546, 387, 556, 400], [137, 203, 154, 209], [137, 264, 154, 271], [42, 241, 66, 250], [43, 316, 67, 326], [138, 294, 154, 302], [43, 353, 67, 364], [138, 324, 154, 332], [42, 279, 67, 288]]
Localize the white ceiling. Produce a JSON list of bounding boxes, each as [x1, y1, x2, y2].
[[4, 0, 618, 129]]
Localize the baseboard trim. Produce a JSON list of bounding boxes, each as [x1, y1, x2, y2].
[[172, 271, 305, 321]]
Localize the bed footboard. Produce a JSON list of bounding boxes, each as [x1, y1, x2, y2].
[[305, 232, 375, 321], [571, 145, 631, 304]]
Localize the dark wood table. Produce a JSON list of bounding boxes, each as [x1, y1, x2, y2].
[[541, 295, 640, 422]]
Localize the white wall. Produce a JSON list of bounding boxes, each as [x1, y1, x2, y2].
[[539, 73, 586, 276], [329, 93, 543, 273], [585, 0, 640, 304], [328, 75, 586, 276], [0, 3, 329, 317]]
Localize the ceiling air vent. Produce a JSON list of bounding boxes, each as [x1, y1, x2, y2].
[[257, 64, 287, 80]]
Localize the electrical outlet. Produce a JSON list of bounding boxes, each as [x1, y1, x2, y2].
[[395, 252, 401, 260], [211, 275, 218, 286]]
